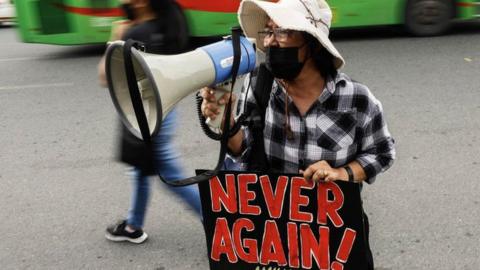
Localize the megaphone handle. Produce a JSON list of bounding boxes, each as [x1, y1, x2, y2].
[[205, 87, 230, 130]]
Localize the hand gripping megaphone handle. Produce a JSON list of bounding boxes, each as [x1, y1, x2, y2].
[[205, 86, 230, 130]]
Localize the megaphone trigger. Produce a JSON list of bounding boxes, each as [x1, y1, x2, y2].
[[205, 86, 230, 130]]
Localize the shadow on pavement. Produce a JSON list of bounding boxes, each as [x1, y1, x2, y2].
[[0, 22, 16, 29], [45, 44, 107, 60], [331, 21, 480, 42]]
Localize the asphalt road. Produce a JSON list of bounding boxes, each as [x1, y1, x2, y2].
[[1, 22, 479, 269]]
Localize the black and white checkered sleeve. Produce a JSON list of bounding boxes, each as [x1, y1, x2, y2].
[[356, 100, 396, 184]]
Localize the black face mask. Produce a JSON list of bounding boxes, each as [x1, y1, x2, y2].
[[265, 46, 305, 81], [121, 3, 136, 21]]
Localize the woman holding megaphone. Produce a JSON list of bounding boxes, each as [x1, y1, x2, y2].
[[201, 0, 396, 268]]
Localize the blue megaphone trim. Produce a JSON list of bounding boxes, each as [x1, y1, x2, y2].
[[200, 36, 256, 84]]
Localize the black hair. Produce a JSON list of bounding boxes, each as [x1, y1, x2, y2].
[[148, 0, 189, 53], [303, 32, 338, 80], [148, 0, 176, 16]]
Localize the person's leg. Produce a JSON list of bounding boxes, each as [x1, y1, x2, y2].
[[126, 168, 150, 229], [153, 109, 202, 215], [105, 167, 149, 243]]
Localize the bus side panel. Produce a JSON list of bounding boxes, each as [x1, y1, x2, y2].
[[14, 0, 37, 43], [183, 10, 238, 37], [15, 0, 74, 44], [71, 0, 120, 44], [456, 0, 480, 19], [15, 0, 121, 45], [329, 0, 405, 28]]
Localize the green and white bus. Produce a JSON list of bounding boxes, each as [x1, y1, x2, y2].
[[14, 0, 480, 45]]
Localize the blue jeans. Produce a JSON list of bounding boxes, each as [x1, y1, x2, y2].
[[126, 109, 201, 229]]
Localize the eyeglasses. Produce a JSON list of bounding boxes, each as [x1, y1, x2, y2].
[[258, 28, 296, 42]]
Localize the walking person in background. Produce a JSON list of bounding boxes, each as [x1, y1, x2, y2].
[[201, 0, 395, 268], [98, 0, 201, 244]]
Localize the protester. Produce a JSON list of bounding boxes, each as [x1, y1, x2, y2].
[[98, 0, 201, 244], [201, 0, 395, 267]]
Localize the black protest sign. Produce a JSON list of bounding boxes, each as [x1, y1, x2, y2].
[[197, 171, 369, 270]]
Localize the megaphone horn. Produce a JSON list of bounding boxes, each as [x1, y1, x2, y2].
[[105, 36, 256, 139]]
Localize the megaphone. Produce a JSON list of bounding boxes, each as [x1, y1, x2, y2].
[[105, 36, 256, 139]]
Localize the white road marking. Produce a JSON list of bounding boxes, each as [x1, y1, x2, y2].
[[0, 57, 44, 62], [0, 83, 74, 90]]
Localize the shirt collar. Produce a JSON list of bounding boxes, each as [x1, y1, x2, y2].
[[274, 73, 347, 105], [319, 74, 346, 103]]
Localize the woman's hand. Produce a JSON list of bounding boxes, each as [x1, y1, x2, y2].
[[300, 160, 348, 183], [199, 87, 236, 129]]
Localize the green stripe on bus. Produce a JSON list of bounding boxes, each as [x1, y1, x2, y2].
[[183, 10, 238, 37]]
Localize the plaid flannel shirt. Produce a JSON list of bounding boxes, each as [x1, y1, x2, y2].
[[234, 72, 395, 183]]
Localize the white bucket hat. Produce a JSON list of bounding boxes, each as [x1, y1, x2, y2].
[[238, 0, 345, 69]]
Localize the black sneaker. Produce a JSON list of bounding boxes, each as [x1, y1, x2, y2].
[[105, 220, 148, 244]]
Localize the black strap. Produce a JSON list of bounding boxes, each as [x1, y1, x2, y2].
[[123, 39, 152, 145], [251, 63, 274, 122], [344, 165, 354, 182], [122, 27, 242, 186], [246, 63, 274, 172]]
